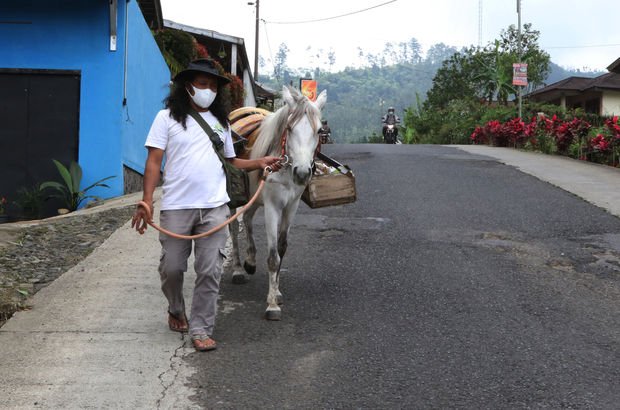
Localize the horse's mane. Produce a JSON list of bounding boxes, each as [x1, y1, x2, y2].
[[249, 89, 321, 160]]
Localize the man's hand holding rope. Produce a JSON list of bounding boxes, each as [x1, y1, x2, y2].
[[131, 155, 284, 236]]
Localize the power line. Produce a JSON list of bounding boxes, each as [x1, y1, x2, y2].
[[261, 19, 276, 76], [265, 0, 397, 25], [545, 43, 620, 50]]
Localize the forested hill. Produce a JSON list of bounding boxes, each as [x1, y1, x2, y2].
[[545, 62, 602, 85], [259, 60, 603, 143], [316, 61, 442, 143]]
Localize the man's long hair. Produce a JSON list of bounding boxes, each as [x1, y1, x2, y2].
[[164, 74, 231, 129]]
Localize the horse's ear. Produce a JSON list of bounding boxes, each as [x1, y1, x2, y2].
[[282, 86, 296, 108], [315, 90, 327, 110]]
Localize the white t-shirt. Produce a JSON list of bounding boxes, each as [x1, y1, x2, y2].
[[145, 109, 236, 210]]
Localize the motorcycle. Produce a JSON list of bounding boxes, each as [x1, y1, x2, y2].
[[383, 123, 398, 144], [319, 131, 332, 144]]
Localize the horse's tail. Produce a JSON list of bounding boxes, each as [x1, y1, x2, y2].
[[228, 107, 272, 159]]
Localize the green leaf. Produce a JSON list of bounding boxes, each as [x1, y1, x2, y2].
[[17, 289, 29, 296], [52, 159, 74, 194], [40, 181, 66, 192], [69, 161, 82, 193], [82, 175, 115, 193]]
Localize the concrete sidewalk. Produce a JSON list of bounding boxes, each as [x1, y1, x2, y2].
[[1, 146, 619, 409], [453, 145, 620, 219], [0, 200, 201, 409]]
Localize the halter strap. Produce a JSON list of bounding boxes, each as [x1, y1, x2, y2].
[[279, 109, 319, 160], [280, 128, 288, 157]]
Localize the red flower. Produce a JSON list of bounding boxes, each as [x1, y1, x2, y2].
[[590, 134, 610, 152]]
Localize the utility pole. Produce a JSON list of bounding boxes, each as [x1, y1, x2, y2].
[[517, 0, 522, 119], [251, 0, 260, 81], [478, 0, 482, 48]]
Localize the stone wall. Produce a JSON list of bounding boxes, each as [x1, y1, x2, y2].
[[123, 166, 144, 194]]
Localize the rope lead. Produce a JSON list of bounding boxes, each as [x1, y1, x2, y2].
[[136, 167, 273, 240]]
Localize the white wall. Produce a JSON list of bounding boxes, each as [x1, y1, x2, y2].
[[602, 91, 620, 116], [243, 69, 257, 107]]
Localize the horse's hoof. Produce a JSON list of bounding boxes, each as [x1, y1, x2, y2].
[[265, 309, 282, 321], [275, 294, 284, 305], [232, 272, 249, 285], [243, 262, 256, 275]]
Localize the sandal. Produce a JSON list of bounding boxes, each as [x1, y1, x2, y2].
[[168, 312, 188, 333], [192, 336, 217, 351]]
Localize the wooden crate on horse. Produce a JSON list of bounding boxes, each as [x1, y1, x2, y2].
[[302, 152, 356, 208]]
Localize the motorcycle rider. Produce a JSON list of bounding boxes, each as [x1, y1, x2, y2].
[[318, 119, 332, 144], [381, 107, 400, 143]]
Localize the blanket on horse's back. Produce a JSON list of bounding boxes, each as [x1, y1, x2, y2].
[[228, 107, 272, 159]]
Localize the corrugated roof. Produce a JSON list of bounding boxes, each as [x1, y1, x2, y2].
[[527, 71, 620, 98], [607, 57, 620, 74], [164, 19, 244, 46], [527, 76, 593, 97], [589, 71, 620, 89]]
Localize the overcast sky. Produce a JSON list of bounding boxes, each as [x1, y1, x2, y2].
[[160, 0, 620, 73]]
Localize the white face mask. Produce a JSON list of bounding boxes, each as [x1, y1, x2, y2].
[[187, 85, 217, 109]]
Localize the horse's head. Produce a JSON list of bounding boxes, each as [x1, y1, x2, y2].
[[282, 86, 327, 185]]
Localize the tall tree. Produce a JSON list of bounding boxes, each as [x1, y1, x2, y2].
[[327, 49, 336, 71], [273, 43, 290, 80], [498, 23, 550, 90], [424, 47, 478, 109], [408, 38, 422, 64], [425, 43, 458, 66], [424, 23, 550, 109]]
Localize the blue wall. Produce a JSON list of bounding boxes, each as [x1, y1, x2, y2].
[[121, 0, 170, 175], [0, 0, 169, 201]]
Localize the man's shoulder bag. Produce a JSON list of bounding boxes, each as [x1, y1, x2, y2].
[[188, 110, 250, 209]]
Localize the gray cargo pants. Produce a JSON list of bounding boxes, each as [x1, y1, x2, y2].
[[158, 205, 229, 338]]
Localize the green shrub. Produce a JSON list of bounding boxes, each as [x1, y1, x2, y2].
[[40, 160, 115, 212], [14, 185, 45, 220]]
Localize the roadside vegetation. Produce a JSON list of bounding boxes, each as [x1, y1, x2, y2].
[[149, 24, 616, 166]]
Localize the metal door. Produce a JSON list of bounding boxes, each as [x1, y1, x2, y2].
[[0, 70, 80, 218]]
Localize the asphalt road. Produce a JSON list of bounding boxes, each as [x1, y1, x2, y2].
[[186, 144, 620, 408], [3, 144, 619, 409]]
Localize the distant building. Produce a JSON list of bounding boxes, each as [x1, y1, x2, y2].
[[526, 57, 620, 116], [163, 19, 276, 109], [0, 0, 169, 217]]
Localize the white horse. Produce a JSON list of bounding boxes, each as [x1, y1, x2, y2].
[[229, 85, 327, 320]]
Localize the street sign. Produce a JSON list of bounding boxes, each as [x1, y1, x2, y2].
[[300, 78, 317, 101], [513, 63, 528, 86]]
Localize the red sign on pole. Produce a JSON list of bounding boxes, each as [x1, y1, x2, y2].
[[300, 79, 317, 101], [512, 63, 528, 86]]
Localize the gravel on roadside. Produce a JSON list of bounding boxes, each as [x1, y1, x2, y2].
[[0, 206, 135, 327]]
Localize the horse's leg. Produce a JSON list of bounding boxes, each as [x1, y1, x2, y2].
[[242, 203, 259, 275], [263, 202, 284, 321], [229, 217, 247, 285], [272, 200, 299, 306]]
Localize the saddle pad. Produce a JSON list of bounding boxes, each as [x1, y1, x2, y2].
[[228, 107, 272, 159]]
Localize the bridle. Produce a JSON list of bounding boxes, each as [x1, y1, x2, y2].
[[278, 108, 320, 166]]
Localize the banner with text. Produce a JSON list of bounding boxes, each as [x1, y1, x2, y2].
[[512, 63, 528, 86]]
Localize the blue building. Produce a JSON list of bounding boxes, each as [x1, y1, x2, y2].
[[0, 0, 170, 217]]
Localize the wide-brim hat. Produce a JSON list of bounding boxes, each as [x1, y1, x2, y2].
[[173, 58, 231, 84]]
